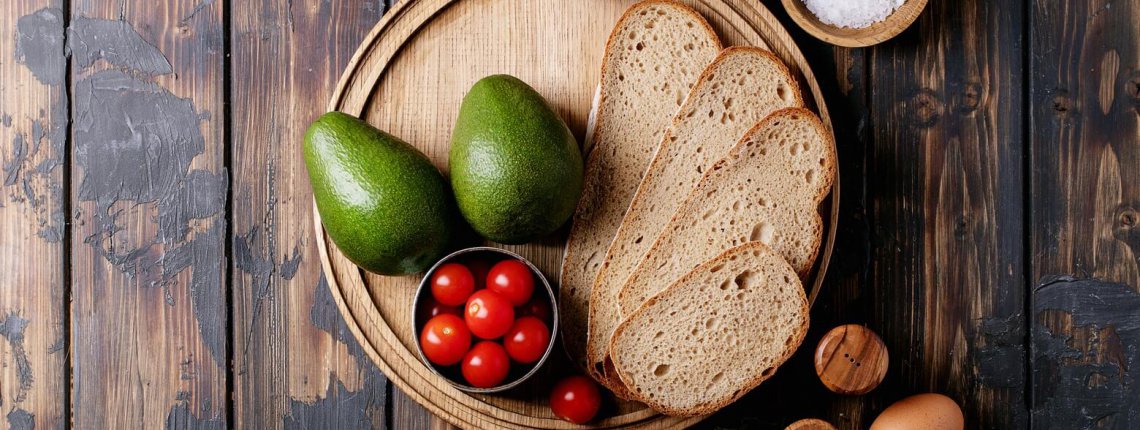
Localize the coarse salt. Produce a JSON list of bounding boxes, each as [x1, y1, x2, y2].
[[802, 0, 905, 29]]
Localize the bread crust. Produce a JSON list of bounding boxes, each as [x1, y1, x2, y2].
[[608, 242, 811, 416], [559, 0, 722, 398], [586, 47, 805, 393], [616, 107, 837, 315]]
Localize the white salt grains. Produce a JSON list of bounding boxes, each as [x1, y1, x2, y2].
[[802, 0, 906, 29]]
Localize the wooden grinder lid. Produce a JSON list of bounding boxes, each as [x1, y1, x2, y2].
[[785, 418, 839, 430], [814, 324, 889, 395]]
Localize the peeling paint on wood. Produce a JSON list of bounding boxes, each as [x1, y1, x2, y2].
[[7, 408, 35, 430], [284, 379, 385, 430], [0, 313, 33, 402], [287, 275, 387, 428], [72, 66, 228, 358], [71, 40, 228, 362], [165, 402, 225, 430], [68, 16, 173, 75], [1, 2, 68, 428], [68, 0, 227, 426], [1032, 276, 1140, 429], [230, 0, 390, 426], [7, 7, 67, 242], [310, 274, 383, 373], [15, 8, 65, 85]]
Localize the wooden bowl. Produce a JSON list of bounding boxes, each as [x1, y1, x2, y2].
[[780, 0, 929, 47]]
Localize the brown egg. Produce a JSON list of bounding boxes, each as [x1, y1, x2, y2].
[[869, 393, 964, 430]]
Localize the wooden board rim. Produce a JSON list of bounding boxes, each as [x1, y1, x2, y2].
[[316, 0, 841, 428]]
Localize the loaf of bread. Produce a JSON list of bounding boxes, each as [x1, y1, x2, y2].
[[559, 0, 721, 382], [618, 108, 836, 315], [586, 47, 803, 386], [609, 241, 809, 416]]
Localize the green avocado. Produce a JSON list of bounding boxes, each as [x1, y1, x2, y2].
[[304, 112, 454, 275], [449, 75, 584, 244]]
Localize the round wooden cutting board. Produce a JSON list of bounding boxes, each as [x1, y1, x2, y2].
[[315, 0, 838, 428]]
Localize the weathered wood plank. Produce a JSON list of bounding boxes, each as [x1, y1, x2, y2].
[[1, 1, 68, 429], [391, 388, 457, 430], [229, 0, 389, 427], [862, 0, 1028, 428], [1029, 0, 1139, 426], [68, 0, 228, 427], [1031, 277, 1140, 429]]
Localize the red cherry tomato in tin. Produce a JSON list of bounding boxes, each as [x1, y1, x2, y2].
[[465, 258, 492, 289], [461, 341, 511, 388], [420, 298, 462, 321], [487, 259, 535, 306], [503, 317, 550, 364], [431, 263, 475, 306], [465, 290, 515, 339], [419, 314, 471, 366], [517, 296, 552, 322], [550, 375, 602, 424]]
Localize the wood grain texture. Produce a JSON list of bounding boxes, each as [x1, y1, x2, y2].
[[814, 325, 889, 396], [863, 0, 1027, 428], [0, 1, 67, 429], [228, 0, 391, 427], [318, 0, 833, 428], [1029, 0, 1139, 426], [68, 0, 228, 427]]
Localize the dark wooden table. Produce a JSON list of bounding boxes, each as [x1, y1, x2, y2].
[[1, 0, 1137, 428]]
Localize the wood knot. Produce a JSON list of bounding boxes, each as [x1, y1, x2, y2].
[[1052, 90, 1074, 117], [958, 82, 983, 113], [954, 215, 971, 240], [907, 89, 943, 128], [1119, 208, 1137, 228]]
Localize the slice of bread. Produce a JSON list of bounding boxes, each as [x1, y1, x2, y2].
[[559, 0, 721, 378], [618, 108, 836, 315], [609, 241, 810, 416], [586, 47, 803, 384]]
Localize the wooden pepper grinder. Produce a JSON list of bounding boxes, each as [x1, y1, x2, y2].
[[814, 324, 889, 395]]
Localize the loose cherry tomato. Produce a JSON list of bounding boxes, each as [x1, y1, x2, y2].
[[431, 263, 475, 306], [461, 341, 511, 388], [465, 290, 515, 339], [465, 258, 492, 289], [419, 314, 471, 366], [503, 317, 550, 364], [419, 298, 462, 321], [487, 259, 535, 306], [517, 296, 552, 322], [550, 375, 602, 424]]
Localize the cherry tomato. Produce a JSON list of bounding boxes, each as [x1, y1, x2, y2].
[[461, 341, 511, 388], [517, 296, 552, 322], [465, 290, 515, 339], [419, 314, 471, 366], [503, 317, 550, 364], [487, 259, 535, 306], [419, 298, 462, 321], [465, 258, 492, 289], [550, 375, 602, 424], [431, 263, 476, 306]]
